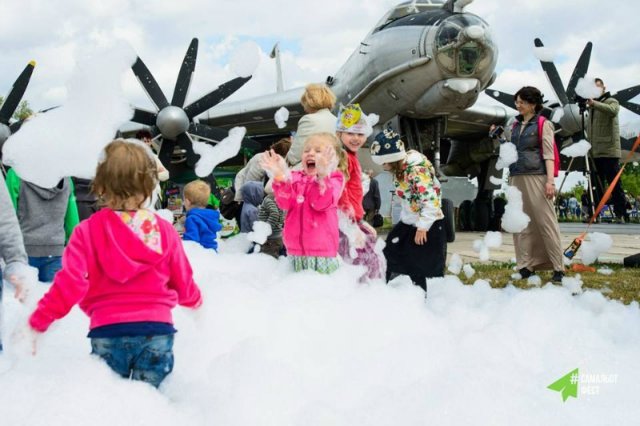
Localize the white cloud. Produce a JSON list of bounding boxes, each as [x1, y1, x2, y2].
[[1, 0, 638, 132]]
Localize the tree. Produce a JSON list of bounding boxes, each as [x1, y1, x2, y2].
[[0, 97, 33, 121], [621, 162, 640, 198]]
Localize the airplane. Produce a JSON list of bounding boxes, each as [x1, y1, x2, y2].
[[485, 38, 640, 155], [196, 0, 510, 232]]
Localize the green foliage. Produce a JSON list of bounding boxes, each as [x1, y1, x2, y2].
[[620, 161, 640, 198], [0, 96, 34, 121], [13, 100, 33, 120], [562, 163, 639, 199]]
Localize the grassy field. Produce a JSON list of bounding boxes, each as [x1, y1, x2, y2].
[[459, 262, 640, 305]]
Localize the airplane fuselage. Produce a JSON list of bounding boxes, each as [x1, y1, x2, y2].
[[330, 9, 498, 122], [204, 5, 503, 137]]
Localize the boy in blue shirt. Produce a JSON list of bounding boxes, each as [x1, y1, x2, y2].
[[183, 180, 222, 250]]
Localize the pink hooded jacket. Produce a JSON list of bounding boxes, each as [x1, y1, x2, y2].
[[272, 170, 343, 257], [29, 209, 202, 332]]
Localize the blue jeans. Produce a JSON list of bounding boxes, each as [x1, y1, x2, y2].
[[90, 334, 174, 388], [28, 256, 62, 282]]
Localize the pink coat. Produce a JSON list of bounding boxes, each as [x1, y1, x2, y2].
[[29, 209, 202, 332], [272, 171, 343, 257]]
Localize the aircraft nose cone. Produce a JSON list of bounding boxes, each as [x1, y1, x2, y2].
[[465, 25, 485, 40], [156, 106, 190, 139]]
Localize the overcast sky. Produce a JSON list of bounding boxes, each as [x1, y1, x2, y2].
[[1, 0, 639, 131]]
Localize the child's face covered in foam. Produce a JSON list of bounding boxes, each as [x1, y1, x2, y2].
[[301, 136, 336, 177]]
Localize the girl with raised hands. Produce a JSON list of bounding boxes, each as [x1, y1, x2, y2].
[[261, 133, 344, 274]]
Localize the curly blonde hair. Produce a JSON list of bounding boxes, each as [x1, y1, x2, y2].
[[300, 83, 336, 113], [183, 180, 211, 208]]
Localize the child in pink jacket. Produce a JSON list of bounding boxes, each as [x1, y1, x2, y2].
[[29, 139, 202, 388], [261, 133, 344, 274]]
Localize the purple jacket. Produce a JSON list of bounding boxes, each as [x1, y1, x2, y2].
[[272, 171, 343, 257]]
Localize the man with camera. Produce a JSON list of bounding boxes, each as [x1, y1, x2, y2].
[[586, 78, 628, 223]]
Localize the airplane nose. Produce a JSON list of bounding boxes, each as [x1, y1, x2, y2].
[[432, 14, 497, 79]]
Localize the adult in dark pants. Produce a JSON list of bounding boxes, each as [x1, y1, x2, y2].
[[362, 169, 381, 226], [369, 127, 446, 296], [587, 78, 628, 223], [72, 177, 99, 221]]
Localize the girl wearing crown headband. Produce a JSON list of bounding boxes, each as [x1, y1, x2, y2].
[[370, 127, 446, 296], [335, 104, 386, 282]]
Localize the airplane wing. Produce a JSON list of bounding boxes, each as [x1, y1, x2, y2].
[[203, 87, 512, 141], [442, 104, 512, 139], [203, 87, 305, 135]]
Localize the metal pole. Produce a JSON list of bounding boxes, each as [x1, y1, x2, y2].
[[555, 156, 575, 205], [581, 108, 596, 220], [584, 154, 596, 219], [270, 43, 284, 93]]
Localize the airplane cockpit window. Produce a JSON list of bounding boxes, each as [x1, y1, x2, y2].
[[458, 42, 481, 75], [373, 0, 446, 30], [437, 25, 460, 49], [435, 14, 493, 76]]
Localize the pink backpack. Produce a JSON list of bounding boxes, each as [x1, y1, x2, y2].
[[511, 115, 560, 177]]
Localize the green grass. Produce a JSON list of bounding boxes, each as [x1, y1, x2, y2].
[[458, 262, 640, 305]]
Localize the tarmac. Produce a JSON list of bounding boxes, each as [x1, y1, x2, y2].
[[447, 223, 640, 265]]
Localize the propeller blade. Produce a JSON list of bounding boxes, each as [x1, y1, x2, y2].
[[38, 105, 60, 113], [176, 132, 200, 167], [9, 120, 24, 133], [613, 84, 640, 103], [565, 42, 592, 100], [189, 123, 260, 151], [184, 76, 251, 119], [131, 108, 158, 126], [484, 89, 515, 109], [0, 61, 36, 125], [131, 57, 169, 110], [189, 123, 228, 142], [171, 38, 198, 108], [158, 138, 176, 168], [534, 38, 569, 105], [620, 100, 640, 115]]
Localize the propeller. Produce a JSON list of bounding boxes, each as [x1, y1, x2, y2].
[[0, 61, 36, 147], [484, 39, 640, 140], [129, 38, 255, 176]]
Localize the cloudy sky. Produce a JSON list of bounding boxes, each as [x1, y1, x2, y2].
[[1, 0, 639, 131]]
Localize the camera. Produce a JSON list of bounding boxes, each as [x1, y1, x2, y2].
[[574, 95, 588, 113], [489, 125, 504, 140]]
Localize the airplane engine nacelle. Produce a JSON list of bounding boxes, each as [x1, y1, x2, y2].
[[441, 136, 497, 178], [414, 78, 480, 114], [556, 103, 583, 137]]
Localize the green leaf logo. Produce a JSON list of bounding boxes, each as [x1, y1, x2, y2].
[[548, 368, 579, 402]]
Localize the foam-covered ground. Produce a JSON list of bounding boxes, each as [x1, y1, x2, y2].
[[1, 236, 638, 425]]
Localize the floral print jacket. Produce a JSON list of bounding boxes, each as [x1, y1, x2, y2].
[[394, 150, 444, 230]]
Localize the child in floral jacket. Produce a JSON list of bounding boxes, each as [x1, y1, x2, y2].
[[370, 127, 446, 296]]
